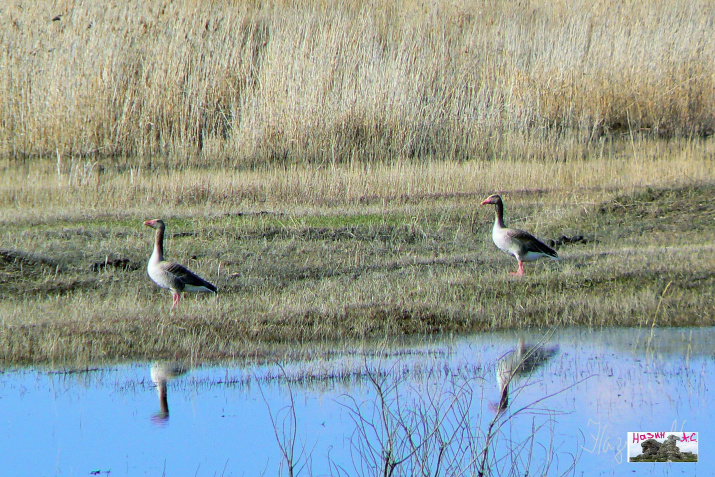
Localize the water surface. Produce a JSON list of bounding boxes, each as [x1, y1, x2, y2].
[[1, 327, 710, 476]]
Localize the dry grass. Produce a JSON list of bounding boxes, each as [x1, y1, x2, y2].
[[1, 0, 715, 365], [0, 154, 713, 365], [0, 136, 713, 223], [2, 0, 714, 163]]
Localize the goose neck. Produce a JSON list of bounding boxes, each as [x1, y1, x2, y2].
[[494, 201, 506, 228], [151, 226, 165, 262]]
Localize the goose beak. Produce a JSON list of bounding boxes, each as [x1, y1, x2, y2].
[[480, 199, 491, 206], [143, 220, 154, 227]]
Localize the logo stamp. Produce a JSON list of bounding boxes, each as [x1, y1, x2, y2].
[[628, 432, 698, 462]]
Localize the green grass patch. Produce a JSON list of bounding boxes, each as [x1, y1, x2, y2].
[[1, 180, 713, 366]]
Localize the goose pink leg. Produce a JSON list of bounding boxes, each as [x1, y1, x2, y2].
[[510, 261, 525, 276]]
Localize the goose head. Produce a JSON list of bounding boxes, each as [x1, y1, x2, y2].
[[143, 219, 166, 229], [480, 194, 503, 206]]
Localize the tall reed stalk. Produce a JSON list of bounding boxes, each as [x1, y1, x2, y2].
[[2, 0, 713, 164]]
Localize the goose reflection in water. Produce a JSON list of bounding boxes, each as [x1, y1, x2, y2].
[[494, 337, 559, 413], [150, 361, 188, 424]]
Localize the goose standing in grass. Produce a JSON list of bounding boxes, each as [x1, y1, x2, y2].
[[144, 219, 217, 308], [480, 194, 558, 276]]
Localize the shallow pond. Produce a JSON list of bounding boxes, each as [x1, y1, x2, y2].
[[1, 327, 710, 476]]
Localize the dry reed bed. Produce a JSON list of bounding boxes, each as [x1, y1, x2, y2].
[[2, 0, 714, 163]]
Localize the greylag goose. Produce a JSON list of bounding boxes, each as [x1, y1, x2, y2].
[[150, 361, 188, 424], [480, 194, 558, 275], [144, 219, 217, 308], [495, 338, 558, 412]]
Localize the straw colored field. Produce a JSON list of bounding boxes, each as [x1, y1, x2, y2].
[[0, 145, 713, 365], [1, 0, 715, 365], [2, 0, 714, 164]]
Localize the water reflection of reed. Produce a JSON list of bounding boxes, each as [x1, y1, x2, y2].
[[495, 338, 559, 412], [150, 361, 188, 424]]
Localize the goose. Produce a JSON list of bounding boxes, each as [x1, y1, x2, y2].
[[144, 219, 217, 308], [495, 338, 558, 412], [150, 361, 188, 423], [480, 194, 558, 275]]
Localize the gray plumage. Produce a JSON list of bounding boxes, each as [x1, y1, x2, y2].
[[480, 194, 558, 275], [144, 219, 216, 308]]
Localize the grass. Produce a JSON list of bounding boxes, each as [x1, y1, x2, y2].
[[0, 149, 713, 365], [2, 0, 714, 164], [1, 0, 715, 365]]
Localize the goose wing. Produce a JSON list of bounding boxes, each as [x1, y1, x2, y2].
[[159, 261, 217, 292], [507, 229, 558, 258]]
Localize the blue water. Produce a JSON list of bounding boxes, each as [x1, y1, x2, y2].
[[0, 327, 710, 476]]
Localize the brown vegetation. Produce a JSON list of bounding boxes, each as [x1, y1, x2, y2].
[[1, 173, 713, 365], [2, 0, 714, 164], [1, 1, 714, 366]]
